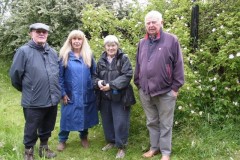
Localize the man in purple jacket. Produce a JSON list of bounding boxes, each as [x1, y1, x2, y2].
[[134, 10, 184, 160]]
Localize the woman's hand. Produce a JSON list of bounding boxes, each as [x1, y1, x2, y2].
[[62, 95, 70, 105], [100, 83, 110, 91]]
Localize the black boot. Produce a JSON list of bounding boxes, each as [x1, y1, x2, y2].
[[24, 148, 34, 160], [39, 145, 56, 159]]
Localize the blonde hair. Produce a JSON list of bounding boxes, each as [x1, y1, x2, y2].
[[59, 30, 92, 67], [104, 35, 119, 46]]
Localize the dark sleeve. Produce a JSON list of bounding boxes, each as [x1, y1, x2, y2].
[[109, 54, 133, 90], [171, 38, 185, 92], [90, 57, 99, 88], [59, 59, 66, 97], [9, 48, 26, 91], [134, 41, 141, 89], [92, 57, 101, 89]]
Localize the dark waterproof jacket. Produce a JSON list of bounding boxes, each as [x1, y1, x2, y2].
[[59, 52, 98, 131], [134, 29, 184, 96], [93, 49, 133, 101], [9, 40, 61, 108]]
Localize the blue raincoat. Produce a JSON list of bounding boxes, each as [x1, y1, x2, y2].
[[59, 52, 99, 131]]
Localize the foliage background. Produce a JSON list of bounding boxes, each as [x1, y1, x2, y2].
[[0, 0, 240, 159]]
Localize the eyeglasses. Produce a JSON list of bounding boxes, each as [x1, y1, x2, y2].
[[34, 30, 48, 34]]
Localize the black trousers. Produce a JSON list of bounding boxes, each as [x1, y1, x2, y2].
[[23, 106, 57, 148]]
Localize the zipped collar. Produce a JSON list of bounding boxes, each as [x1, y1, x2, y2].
[[27, 40, 50, 51], [144, 28, 162, 41]]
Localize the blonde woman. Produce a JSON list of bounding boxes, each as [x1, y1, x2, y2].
[[57, 30, 98, 151]]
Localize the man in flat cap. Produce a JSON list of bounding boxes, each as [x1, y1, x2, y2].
[[9, 23, 61, 160]]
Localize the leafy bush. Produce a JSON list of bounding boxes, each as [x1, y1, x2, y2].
[[0, 0, 239, 126]]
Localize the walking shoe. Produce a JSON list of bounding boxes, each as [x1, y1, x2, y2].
[[57, 142, 66, 152], [102, 143, 114, 151], [24, 148, 34, 160], [142, 150, 160, 158], [39, 145, 56, 159], [116, 149, 125, 159], [81, 137, 89, 148]]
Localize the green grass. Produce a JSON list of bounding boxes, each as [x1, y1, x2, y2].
[[0, 59, 240, 160]]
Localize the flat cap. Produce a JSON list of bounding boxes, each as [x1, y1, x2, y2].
[[29, 23, 49, 31]]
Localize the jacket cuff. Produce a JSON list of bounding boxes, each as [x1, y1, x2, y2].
[[171, 86, 179, 92]]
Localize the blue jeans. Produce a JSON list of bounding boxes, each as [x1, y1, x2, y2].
[[58, 129, 88, 142], [100, 99, 130, 149]]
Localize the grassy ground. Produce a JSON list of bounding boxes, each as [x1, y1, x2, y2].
[[0, 59, 240, 160]]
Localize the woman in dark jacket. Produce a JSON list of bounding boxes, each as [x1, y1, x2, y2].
[[57, 30, 98, 151], [94, 35, 133, 159]]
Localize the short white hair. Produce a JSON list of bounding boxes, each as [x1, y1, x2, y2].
[[145, 10, 163, 25], [104, 35, 119, 46]]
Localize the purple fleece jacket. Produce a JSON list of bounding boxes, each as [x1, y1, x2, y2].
[[134, 29, 184, 97]]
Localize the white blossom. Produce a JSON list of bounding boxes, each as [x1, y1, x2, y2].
[[212, 28, 216, 32], [200, 49, 203, 52], [220, 25, 224, 29], [236, 52, 240, 57], [191, 140, 195, 147], [199, 111, 203, 116], [212, 87, 216, 91], [225, 87, 230, 90], [187, 87, 190, 90], [227, 31, 233, 35], [233, 102, 238, 106], [191, 110, 195, 114], [175, 121, 178, 125], [229, 54, 234, 59], [178, 106, 183, 110]]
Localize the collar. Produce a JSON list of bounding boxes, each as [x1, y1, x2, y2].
[[28, 40, 49, 51], [68, 51, 82, 61], [144, 29, 161, 40]]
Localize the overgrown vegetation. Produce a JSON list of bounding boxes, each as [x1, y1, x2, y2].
[[0, 0, 240, 159]]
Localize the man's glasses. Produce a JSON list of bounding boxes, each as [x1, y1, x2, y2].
[[34, 30, 48, 34]]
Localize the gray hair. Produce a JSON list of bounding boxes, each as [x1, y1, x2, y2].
[[145, 10, 163, 25], [104, 35, 119, 46]]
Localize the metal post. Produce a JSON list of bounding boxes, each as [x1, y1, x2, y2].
[[190, 0, 199, 51]]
